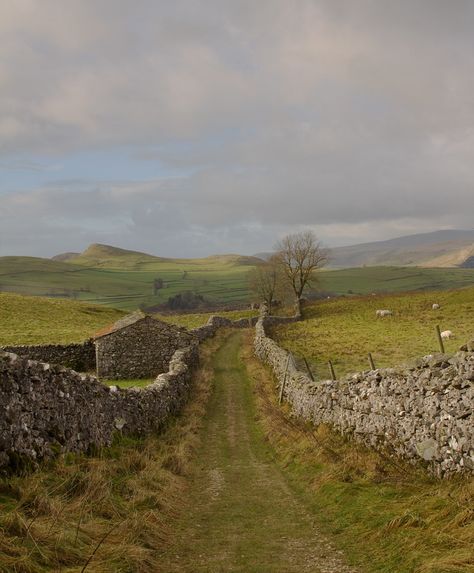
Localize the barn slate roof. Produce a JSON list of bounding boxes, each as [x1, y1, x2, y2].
[[92, 311, 176, 340]]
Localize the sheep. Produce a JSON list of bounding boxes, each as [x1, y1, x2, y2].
[[432, 303, 440, 310], [376, 309, 392, 317], [440, 330, 454, 339]]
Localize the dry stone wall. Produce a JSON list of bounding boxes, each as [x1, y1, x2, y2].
[[254, 316, 474, 477], [0, 342, 95, 372], [0, 342, 199, 468]]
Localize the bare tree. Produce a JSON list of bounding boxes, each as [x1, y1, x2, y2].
[[275, 230, 328, 313], [248, 255, 287, 312]]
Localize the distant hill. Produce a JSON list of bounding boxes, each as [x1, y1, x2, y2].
[[52, 252, 80, 262], [60, 243, 264, 270], [328, 230, 474, 268]]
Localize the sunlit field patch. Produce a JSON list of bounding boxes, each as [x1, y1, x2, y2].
[[272, 287, 474, 379]]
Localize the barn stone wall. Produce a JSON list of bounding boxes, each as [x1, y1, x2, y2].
[[95, 317, 194, 379]]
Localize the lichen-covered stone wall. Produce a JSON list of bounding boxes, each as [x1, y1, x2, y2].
[[95, 317, 194, 379], [0, 342, 199, 468], [254, 316, 474, 477], [0, 342, 95, 372]]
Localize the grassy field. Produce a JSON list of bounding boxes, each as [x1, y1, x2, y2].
[[0, 254, 255, 310], [272, 287, 474, 380], [103, 378, 154, 389], [0, 292, 125, 345], [2, 248, 474, 313]]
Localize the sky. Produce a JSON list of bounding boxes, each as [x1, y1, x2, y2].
[[1, 0, 474, 258]]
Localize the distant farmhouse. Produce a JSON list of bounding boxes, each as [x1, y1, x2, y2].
[[93, 311, 194, 379]]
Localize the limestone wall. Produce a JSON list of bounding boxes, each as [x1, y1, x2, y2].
[[0, 342, 95, 372], [254, 316, 474, 477], [0, 342, 199, 468]]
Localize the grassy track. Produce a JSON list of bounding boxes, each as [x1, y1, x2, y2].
[[159, 331, 357, 572], [272, 287, 474, 379]]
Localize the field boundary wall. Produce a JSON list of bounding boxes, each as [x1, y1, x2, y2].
[[254, 312, 474, 477]]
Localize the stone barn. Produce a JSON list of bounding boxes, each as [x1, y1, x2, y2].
[[93, 311, 195, 379]]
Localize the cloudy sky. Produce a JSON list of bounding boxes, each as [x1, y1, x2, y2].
[[1, 1, 474, 258]]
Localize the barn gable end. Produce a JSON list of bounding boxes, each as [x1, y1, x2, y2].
[[93, 313, 194, 379]]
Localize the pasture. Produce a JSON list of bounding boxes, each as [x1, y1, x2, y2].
[[0, 255, 254, 310], [271, 287, 474, 380], [2, 252, 474, 313], [0, 292, 125, 345]]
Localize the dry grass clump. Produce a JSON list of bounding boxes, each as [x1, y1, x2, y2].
[[243, 332, 474, 573], [0, 337, 218, 573]]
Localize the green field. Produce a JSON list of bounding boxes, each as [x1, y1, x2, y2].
[[2, 243, 474, 312], [0, 254, 255, 311], [0, 291, 259, 345], [272, 287, 474, 380], [0, 292, 125, 345]]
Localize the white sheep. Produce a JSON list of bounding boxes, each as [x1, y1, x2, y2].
[[440, 330, 454, 339], [432, 303, 440, 310], [376, 309, 392, 317]]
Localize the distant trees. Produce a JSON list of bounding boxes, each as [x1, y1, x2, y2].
[[249, 231, 328, 314], [248, 255, 287, 313], [274, 231, 328, 313]]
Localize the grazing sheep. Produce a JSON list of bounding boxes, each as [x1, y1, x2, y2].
[[440, 330, 454, 339], [376, 309, 392, 317], [432, 303, 440, 310]]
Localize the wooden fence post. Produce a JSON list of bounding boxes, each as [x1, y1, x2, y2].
[[279, 355, 291, 404], [368, 352, 376, 370], [436, 325, 445, 354], [302, 355, 315, 381], [328, 360, 336, 381]]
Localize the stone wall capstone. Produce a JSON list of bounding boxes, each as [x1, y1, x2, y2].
[[254, 316, 474, 477]]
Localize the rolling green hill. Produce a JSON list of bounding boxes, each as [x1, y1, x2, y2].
[[0, 246, 260, 310], [0, 292, 125, 345], [2, 242, 474, 312]]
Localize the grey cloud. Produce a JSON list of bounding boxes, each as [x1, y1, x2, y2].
[[1, 1, 474, 255]]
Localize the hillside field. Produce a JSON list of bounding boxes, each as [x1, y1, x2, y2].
[[0, 292, 125, 345], [2, 253, 474, 312], [272, 287, 474, 380], [0, 254, 255, 310], [0, 292, 258, 345]]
